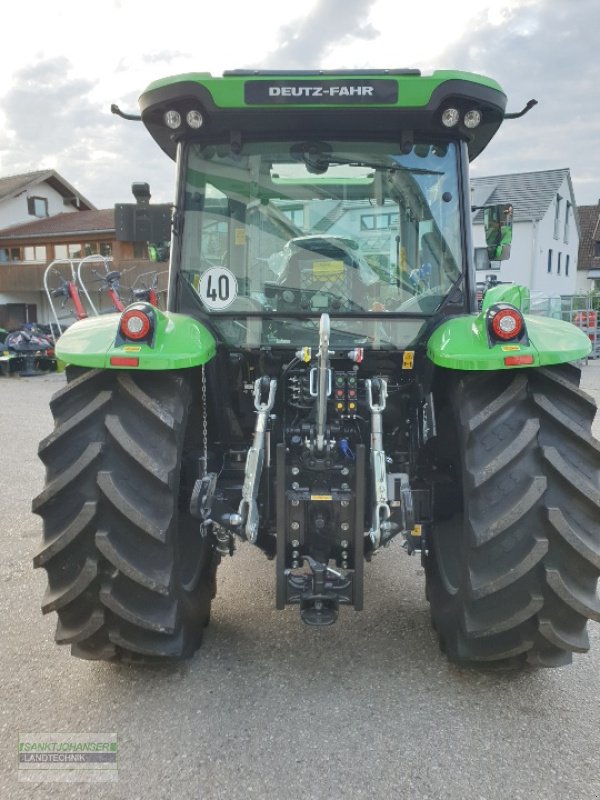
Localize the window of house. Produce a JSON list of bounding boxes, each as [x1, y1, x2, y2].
[[23, 245, 47, 261], [133, 242, 148, 258], [27, 196, 48, 218], [282, 207, 305, 227], [553, 194, 561, 239], [1, 247, 22, 261], [68, 243, 82, 258], [54, 244, 68, 260], [99, 242, 112, 257], [557, 252, 561, 275], [564, 202, 571, 244], [84, 242, 99, 256], [360, 212, 399, 230], [595, 241, 600, 257], [565, 255, 570, 276], [547, 249, 553, 273]]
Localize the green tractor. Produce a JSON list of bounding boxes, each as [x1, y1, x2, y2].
[[34, 69, 600, 668]]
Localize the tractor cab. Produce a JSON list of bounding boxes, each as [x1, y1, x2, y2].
[[177, 136, 466, 350], [139, 70, 509, 351]]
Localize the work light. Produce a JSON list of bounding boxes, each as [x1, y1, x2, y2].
[[164, 110, 182, 129], [441, 108, 460, 127]]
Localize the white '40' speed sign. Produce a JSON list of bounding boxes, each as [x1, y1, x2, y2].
[[198, 267, 238, 310]]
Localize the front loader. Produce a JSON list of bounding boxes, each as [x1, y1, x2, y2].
[[33, 69, 600, 667]]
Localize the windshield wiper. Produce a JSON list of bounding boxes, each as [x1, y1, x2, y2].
[[290, 143, 444, 176], [328, 158, 443, 176]]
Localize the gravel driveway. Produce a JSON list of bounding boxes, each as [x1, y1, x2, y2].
[[1, 363, 599, 800]]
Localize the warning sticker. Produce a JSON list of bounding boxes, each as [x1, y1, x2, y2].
[[312, 260, 344, 280], [402, 351, 415, 369]]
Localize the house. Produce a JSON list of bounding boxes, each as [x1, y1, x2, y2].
[[471, 168, 580, 295], [0, 208, 163, 329], [0, 170, 95, 231], [577, 202, 600, 292]]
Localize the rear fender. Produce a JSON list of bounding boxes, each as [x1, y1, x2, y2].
[[56, 307, 216, 369], [427, 289, 591, 371]]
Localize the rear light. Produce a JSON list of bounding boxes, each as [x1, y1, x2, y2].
[[110, 356, 139, 367], [488, 305, 524, 341], [120, 308, 151, 340], [492, 309, 522, 339], [504, 355, 534, 366]]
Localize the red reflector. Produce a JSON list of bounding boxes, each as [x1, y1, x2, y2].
[[504, 355, 534, 366], [110, 356, 139, 367]]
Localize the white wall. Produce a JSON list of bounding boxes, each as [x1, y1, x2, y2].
[[0, 290, 52, 324], [575, 271, 598, 293], [474, 176, 579, 295], [0, 180, 79, 230], [0, 291, 41, 304], [0, 290, 45, 308], [473, 219, 536, 286], [533, 176, 579, 294]]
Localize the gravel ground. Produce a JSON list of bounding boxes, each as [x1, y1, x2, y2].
[[1, 363, 599, 800]]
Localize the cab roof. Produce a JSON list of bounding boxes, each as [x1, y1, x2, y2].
[[138, 69, 507, 162]]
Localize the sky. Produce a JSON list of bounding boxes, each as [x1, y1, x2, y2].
[[1, 0, 599, 210]]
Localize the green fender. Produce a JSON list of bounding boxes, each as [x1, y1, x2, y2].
[[56, 308, 216, 370], [427, 282, 591, 370], [481, 283, 531, 312], [427, 311, 591, 371]]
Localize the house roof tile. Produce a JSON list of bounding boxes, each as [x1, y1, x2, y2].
[[577, 203, 600, 270], [471, 167, 579, 236], [0, 209, 114, 240], [0, 170, 95, 211]]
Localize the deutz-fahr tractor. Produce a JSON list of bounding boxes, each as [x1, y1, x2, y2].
[[34, 69, 600, 668]]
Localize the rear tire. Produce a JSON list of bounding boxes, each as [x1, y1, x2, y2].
[[33, 367, 218, 662], [426, 364, 600, 668]]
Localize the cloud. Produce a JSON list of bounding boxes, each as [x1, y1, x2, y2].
[[141, 51, 192, 65], [1, 0, 597, 213], [0, 58, 100, 154], [0, 57, 175, 208], [438, 0, 600, 204], [259, 0, 379, 68]]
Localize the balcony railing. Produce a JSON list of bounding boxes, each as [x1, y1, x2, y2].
[[0, 259, 158, 294]]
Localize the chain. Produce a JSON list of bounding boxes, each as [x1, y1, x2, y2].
[[201, 363, 208, 478]]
